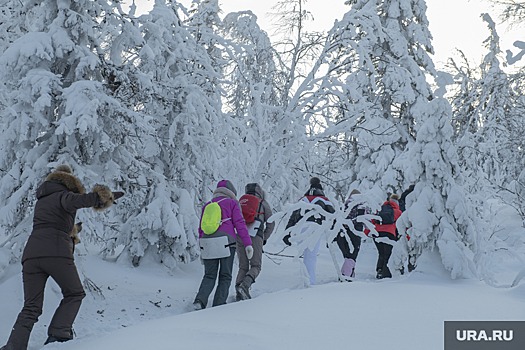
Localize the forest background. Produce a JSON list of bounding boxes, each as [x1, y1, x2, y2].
[[0, 0, 525, 288]]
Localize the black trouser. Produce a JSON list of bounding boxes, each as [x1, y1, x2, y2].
[[335, 228, 361, 261], [374, 232, 396, 277], [195, 247, 236, 308], [5, 257, 86, 350]]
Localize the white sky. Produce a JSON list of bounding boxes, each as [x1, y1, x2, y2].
[[129, 0, 523, 68]]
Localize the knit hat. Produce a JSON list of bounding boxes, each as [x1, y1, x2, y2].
[[309, 177, 323, 190], [217, 179, 237, 196], [56, 164, 73, 174]]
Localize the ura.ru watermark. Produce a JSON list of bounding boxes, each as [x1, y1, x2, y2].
[[456, 329, 513, 342], [445, 321, 525, 350]]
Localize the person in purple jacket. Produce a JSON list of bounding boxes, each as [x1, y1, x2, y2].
[[193, 180, 253, 310]]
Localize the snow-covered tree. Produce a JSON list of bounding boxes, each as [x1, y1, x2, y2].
[[485, 1, 525, 64], [182, 0, 255, 188], [220, 11, 291, 203], [0, 0, 196, 271], [306, 0, 483, 278], [447, 14, 518, 192], [104, 0, 243, 267], [472, 15, 514, 187], [0, 0, 24, 51], [248, 0, 344, 204], [0, 1, 91, 263]]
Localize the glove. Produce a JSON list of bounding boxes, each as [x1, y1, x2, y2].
[[112, 191, 125, 203], [245, 245, 254, 260], [70, 222, 83, 245]]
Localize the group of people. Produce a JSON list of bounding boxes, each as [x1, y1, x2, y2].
[[194, 175, 416, 306], [284, 177, 416, 284], [1, 166, 416, 350], [193, 180, 274, 310]]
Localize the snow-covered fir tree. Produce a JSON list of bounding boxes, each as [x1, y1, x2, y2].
[[105, 0, 238, 267], [0, 0, 119, 266], [221, 11, 283, 176], [0, 0, 23, 51], [0, 0, 185, 271], [447, 15, 521, 193], [308, 0, 483, 278], [183, 0, 254, 190], [0, 0, 522, 283], [468, 14, 513, 189]]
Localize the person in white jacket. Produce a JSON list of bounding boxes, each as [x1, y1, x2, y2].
[[284, 177, 335, 285]]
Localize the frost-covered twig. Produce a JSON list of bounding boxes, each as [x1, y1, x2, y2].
[[83, 277, 105, 300]]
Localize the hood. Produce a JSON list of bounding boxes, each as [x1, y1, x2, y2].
[[37, 171, 86, 199], [384, 199, 400, 211], [213, 186, 236, 200], [245, 183, 264, 200]]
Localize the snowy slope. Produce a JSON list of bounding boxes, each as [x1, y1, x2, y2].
[[1, 238, 524, 350]]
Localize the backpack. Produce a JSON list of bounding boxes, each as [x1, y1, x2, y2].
[[348, 205, 366, 231], [239, 194, 263, 224], [378, 203, 395, 225], [200, 200, 226, 235]]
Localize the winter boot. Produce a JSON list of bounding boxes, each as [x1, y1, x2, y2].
[[340, 258, 356, 281], [376, 268, 383, 279], [235, 285, 243, 302], [381, 266, 392, 279], [236, 276, 253, 300], [408, 256, 417, 272], [192, 300, 204, 310], [44, 336, 71, 345], [44, 328, 73, 346]]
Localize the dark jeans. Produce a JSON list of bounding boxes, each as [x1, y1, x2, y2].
[[374, 232, 396, 278], [195, 248, 235, 308], [335, 228, 361, 260], [4, 257, 85, 350]]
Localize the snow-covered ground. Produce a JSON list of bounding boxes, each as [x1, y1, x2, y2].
[[1, 235, 524, 350]]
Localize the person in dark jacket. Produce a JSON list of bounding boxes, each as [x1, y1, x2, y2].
[[1, 164, 123, 350], [235, 183, 274, 301], [285, 177, 335, 285], [335, 189, 371, 281], [372, 193, 402, 279]]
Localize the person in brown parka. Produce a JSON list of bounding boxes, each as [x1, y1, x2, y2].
[[1, 164, 124, 350]]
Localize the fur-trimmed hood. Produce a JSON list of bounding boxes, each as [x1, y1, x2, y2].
[[37, 171, 86, 199]]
